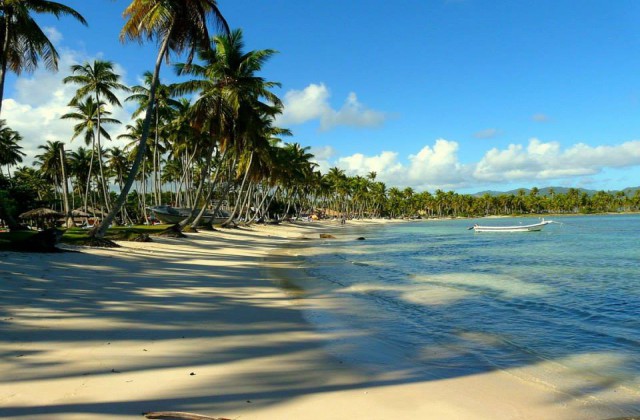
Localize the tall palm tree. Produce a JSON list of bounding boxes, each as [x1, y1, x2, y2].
[[0, 119, 24, 177], [126, 72, 179, 205], [173, 28, 281, 228], [67, 146, 93, 211], [63, 59, 129, 211], [0, 0, 86, 115], [93, 0, 230, 238], [61, 97, 121, 211], [34, 139, 72, 223]]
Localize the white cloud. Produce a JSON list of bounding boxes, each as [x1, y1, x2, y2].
[[2, 48, 134, 164], [337, 151, 404, 178], [310, 145, 336, 161], [309, 145, 337, 174], [324, 138, 640, 191], [278, 83, 387, 130], [43, 27, 63, 45], [473, 138, 640, 183]]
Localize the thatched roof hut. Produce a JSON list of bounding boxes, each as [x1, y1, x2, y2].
[[19, 208, 64, 219], [71, 209, 91, 217]]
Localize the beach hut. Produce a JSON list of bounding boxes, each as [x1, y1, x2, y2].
[[19, 208, 64, 229]]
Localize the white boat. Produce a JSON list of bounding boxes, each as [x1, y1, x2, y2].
[[472, 219, 553, 233], [149, 205, 230, 225]]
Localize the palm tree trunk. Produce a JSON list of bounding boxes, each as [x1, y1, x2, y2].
[[0, 12, 10, 116], [59, 145, 74, 228], [240, 182, 254, 223], [179, 140, 216, 228], [95, 93, 111, 212], [190, 147, 227, 229], [92, 31, 171, 238], [222, 151, 253, 226]]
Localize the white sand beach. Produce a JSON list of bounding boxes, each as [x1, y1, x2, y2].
[[0, 220, 625, 419]]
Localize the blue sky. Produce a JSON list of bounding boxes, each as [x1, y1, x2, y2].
[[4, 0, 640, 193]]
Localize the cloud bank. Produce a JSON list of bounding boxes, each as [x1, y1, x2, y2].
[[277, 83, 387, 130], [323, 138, 640, 191], [2, 49, 133, 164]]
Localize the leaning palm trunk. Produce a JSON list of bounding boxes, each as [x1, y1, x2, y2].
[[92, 33, 171, 238], [190, 147, 227, 229], [83, 143, 95, 212], [247, 185, 272, 224], [179, 140, 217, 229], [239, 183, 254, 223], [0, 14, 10, 116], [222, 151, 253, 227], [95, 96, 111, 212], [59, 145, 74, 228]]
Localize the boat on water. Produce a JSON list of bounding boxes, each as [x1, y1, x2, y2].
[[149, 205, 230, 225], [472, 218, 554, 233]]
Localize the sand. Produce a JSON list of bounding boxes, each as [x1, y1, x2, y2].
[[0, 220, 632, 419]]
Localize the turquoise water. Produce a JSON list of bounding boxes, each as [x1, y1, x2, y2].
[[290, 215, 640, 412]]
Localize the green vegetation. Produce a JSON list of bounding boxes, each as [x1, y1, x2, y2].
[[0, 225, 172, 251]]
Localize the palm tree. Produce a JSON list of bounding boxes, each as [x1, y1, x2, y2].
[[34, 139, 72, 224], [0, 119, 24, 177], [61, 97, 121, 211], [126, 72, 179, 205], [0, 0, 86, 114], [173, 28, 282, 228], [63, 59, 129, 211], [93, 0, 230, 238], [67, 146, 93, 211]]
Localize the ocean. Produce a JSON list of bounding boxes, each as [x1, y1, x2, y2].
[[282, 215, 640, 414]]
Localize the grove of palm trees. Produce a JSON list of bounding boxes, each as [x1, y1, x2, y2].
[[1, 1, 639, 237]]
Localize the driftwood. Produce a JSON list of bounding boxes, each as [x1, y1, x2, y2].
[[319, 233, 335, 239], [143, 411, 231, 420]]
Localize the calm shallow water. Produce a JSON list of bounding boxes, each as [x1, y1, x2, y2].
[[287, 215, 640, 412]]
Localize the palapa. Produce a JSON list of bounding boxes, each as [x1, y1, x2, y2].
[[18, 208, 64, 219]]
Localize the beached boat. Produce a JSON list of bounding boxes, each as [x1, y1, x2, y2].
[[149, 205, 230, 225], [472, 219, 553, 232]]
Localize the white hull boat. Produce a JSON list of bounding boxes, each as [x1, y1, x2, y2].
[[472, 219, 553, 233], [150, 205, 230, 225]]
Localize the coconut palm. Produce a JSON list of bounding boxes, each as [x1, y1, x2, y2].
[[173, 29, 281, 228], [0, 119, 24, 177], [0, 0, 86, 115], [34, 139, 73, 223], [126, 72, 179, 205], [93, 0, 230, 238], [63, 59, 129, 211], [61, 97, 121, 211], [67, 146, 93, 211]]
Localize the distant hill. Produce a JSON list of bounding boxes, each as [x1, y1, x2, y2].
[[471, 186, 636, 197]]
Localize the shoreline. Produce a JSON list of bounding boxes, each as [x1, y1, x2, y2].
[[0, 220, 630, 419]]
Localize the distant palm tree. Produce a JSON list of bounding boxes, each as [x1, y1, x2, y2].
[[61, 97, 121, 211], [0, 119, 24, 178], [34, 140, 72, 221], [0, 0, 87, 114], [67, 146, 93, 210], [94, 0, 230, 238], [63, 60, 129, 211]]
